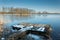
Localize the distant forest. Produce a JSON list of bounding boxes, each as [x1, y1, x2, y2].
[[0, 7, 59, 16], [0, 7, 36, 16]]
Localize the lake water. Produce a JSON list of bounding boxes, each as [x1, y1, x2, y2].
[[0, 14, 60, 40]]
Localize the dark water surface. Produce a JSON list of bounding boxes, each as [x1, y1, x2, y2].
[[1, 14, 60, 40]]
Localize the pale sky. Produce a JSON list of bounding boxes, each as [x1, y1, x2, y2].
[[0, 0, 60, 13]]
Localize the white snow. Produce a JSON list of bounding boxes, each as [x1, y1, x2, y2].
[[13, 25, 24, 28], [37, 27, 45, 32]]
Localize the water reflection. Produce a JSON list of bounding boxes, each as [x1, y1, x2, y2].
[[21, 34, 43, 40], [0, 14, 60, 40]]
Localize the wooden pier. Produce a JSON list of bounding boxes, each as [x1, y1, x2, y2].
[[6, 23, 52, 40]]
